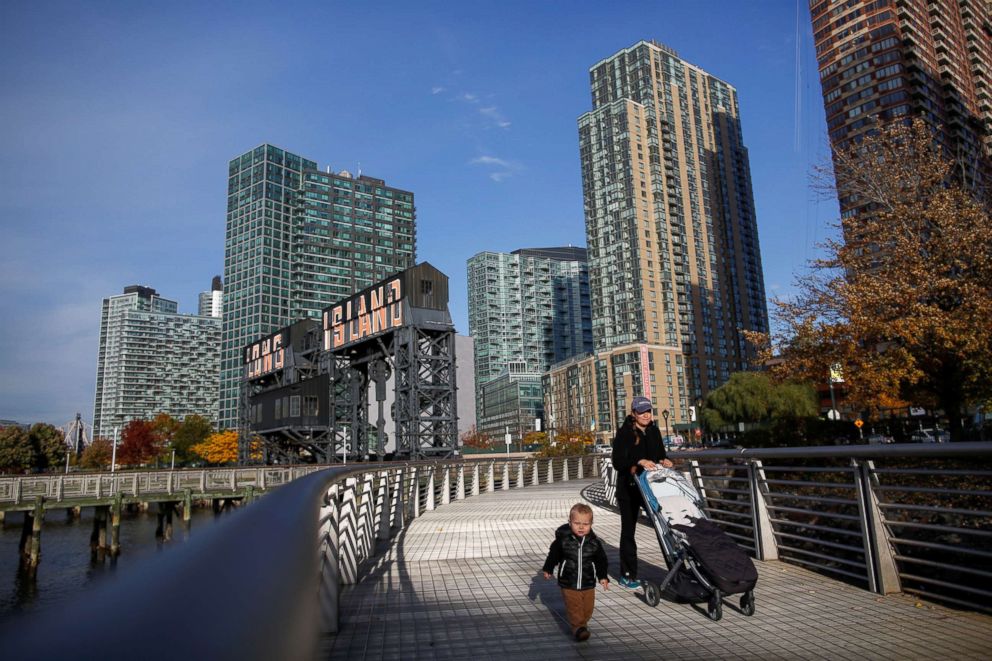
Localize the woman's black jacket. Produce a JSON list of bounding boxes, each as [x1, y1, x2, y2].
[[611, 415, 667, 493], [542, 523, 608, 590]]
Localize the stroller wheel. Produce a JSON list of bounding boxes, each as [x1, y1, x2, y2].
[[706, 590, 723, 621], [643, 580, 661, 607], [740, 590, 755, 616]]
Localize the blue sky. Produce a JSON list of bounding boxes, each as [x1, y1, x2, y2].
[[0, 0, 836, 427]]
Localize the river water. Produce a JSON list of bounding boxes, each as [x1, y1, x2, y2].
[[0, 505, 224, 622]]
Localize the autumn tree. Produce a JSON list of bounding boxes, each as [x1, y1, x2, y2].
[[758, 120, 992, 438], [192, 430, 240, 465], [460, 425, 494, 451], [117, 419, 161, 467], [533, 429, 590, 458], [80, 437, 114, 470], [0, 426, 32, 473]]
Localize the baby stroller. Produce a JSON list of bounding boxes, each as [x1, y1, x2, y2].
[[635, 468, 758, 621]]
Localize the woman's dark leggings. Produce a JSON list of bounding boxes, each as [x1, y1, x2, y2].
[[617, 485, 645, 580]]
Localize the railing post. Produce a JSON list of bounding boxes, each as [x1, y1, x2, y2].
[[853, 459, 902, 594], [578, 456, 585, 480], [472, 464, 480, 496], [377, 471, 391, 541], [517, 462, 525, 488], [457, 465, 466, 500], [562, 458, 570, 481], [441, 466, 451, 505], [411, 467, 421, 519], [747, 460, 778, 561], [391, 468, 405, 531], [358, 474, 375, 560], [487, 462, 494, 493], [532, 460, 539, 486], [547, 459, 554, 483], [56, 476, 64, 503], [426, 466, 436, 511], [319, 483, 340, 634], [260, 468, 266, 491], [502, 462, 510, 491], [603, 461, 616, 506], [340, 478, 358, 585], [688, 460, 708, 504]]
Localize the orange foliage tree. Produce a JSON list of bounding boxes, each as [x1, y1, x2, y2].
[[192, 431, 261, 465], [754, 120, 992, 437], [460, 425, 494, 450]]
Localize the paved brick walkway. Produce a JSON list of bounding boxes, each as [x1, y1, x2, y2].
[[321, 479, 992, 660]]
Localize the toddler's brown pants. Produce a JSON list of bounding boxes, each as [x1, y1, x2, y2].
[[561, 587, 595, 633]]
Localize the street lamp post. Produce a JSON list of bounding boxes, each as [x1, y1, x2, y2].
[[111, 426, 119, 473], [661, 410, 670, 443]]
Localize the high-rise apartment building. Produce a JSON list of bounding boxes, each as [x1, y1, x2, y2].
[[93, 285, 221, 438], [466, 247, 592, 440], [568, 40, 768, 436], [199, 275, 223, 318], [220, 144, 416, 428], [811, 0, 992, 204]]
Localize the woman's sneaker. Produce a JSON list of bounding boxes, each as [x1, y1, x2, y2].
[[618, 576, 641, 589]]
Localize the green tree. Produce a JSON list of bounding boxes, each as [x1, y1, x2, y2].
[[702, 372, 818, 446], [151, 412, 180, 464], [0, 426, 33, 473], [29, 423, 67, 471], [173, 415, 213, 464], [756, 119, 992, 438]]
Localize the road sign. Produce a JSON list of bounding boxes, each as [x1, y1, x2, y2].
[[854, 419, 864, 428]]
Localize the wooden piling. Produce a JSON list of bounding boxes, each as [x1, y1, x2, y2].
[[110, 494, 122, 557], [182, 489, 192, 533], [91, 505, 109, 555], [22, 497, 45, 571]]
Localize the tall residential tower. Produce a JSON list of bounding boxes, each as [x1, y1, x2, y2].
[[562, 40, 768, 438], [93, 285, 221, 438], [220, 145, 416, 428], [810, 0, 992, 210]]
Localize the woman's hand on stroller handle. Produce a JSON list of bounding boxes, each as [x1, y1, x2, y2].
[[637, 458, 674, 470]]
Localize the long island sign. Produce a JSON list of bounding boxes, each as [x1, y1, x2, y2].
[[322, 276, 404, 351]]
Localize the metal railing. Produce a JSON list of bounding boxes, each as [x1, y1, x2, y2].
[[603, 442, 992, 614], [1, 455, 598, 660], [0, 466, 323, 507]]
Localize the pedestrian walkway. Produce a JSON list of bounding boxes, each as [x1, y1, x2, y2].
[[321, 479, 992, 660]]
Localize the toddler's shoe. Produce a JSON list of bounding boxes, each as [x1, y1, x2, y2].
[[575, 627, 590, 642]]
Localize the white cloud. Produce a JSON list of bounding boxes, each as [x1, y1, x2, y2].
[[470, 155, 510, 168], [431, 86, 446, 95], [479, 106, 511, 129], [469, 154, 520, 183]]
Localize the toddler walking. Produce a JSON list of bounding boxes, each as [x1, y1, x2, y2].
[[542, 503, 609, 641]]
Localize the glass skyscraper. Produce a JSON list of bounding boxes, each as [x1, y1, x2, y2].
[[466, 246, 592, 441], [220, 144, 416, 428], [93, 285, 221, 439]]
